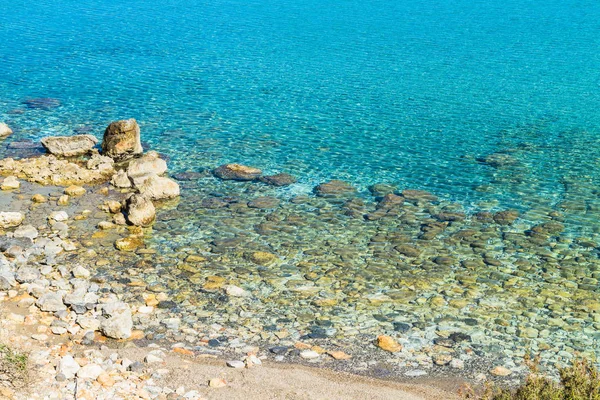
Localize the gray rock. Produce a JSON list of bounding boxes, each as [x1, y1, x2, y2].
[[58, 355, 80, 379], [13, 225, 38, 240], [0, 237, 31, 252], [100, 302, 132, 339], [77, 364, 103, 380], [15, 267, 40, 283], [36, 292, 66, 312], [40, 135, 98, 157], [0, 271, 17, 290]]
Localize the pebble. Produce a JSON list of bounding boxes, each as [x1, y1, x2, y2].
[[404, 370, 428, 377], [77, 364, 104, 380], [208, 378, 227, 388], [226, 360, 245, 369], [490, 366, 512, 377], [49, 211, 69, 221], [377, 335, 402, 352], [145, 351, 165, 364], [450, 359, 465, 369], [299, 350, 320, 359]]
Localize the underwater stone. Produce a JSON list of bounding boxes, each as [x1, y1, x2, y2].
[[478, 152, 517, 168], [313, 180, 356, 198], [213, 164, 262, 181], [260, 173, 297, 186], [376, 194, 404, 209], [493, 210, 519, 225], [247, 196, 280, 209], [22, 97, 61, 110], [401, 190, 438, 202]]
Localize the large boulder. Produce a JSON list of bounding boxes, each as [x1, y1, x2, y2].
[[0, 123, 13, 138], [126, 195, 156, 227], [0, 212, 24, 228], [213, 164, 262, 181], [100, 302, 132, 339], [41, 135, 98, 157], [102, 119, 143, 160], [126, 151, 167, 178], [137, 174, 180, 200]]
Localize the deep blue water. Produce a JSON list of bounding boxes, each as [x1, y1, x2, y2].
[[2, 0, 600, 229]]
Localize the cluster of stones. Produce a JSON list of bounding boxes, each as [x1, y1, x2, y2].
[[0, 114, 592, 390], [119, 159, 600, 382], [0, 118, 180, 252]]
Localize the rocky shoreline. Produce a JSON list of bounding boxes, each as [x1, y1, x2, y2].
[[0, 118, 592, 398]]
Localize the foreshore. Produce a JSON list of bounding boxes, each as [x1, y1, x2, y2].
[[0, 118, 593, 398], [0, 122, 466, 399]]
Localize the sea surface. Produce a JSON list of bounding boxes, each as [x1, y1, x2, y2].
[[2, 0, 600, 371]]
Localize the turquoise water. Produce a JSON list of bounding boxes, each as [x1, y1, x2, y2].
[[3, 0, 600, 371], [2, 0, 600, 224]]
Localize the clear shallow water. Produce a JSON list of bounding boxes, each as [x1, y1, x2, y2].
[[2, 0, 600, 370], [2, 0, 600, 220]]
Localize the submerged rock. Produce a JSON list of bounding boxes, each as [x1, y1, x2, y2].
[[401, 189, 438, 202], [213, 164, 262, 181], [248, 196, 280, 209], [40, 135, 98, 157], [22, 97, 61, 110], [260, 173, 296, 186], [126, 195, 156, 227], [115, 236, 143, 252], [0, 123, 13, 138], [248, 251, 278, 265], [478, 152, 517, 168], [493, 210, 519, 225], [376, 193, 404, 209], [102, 119, 143, 160], [369, 183, 397, 197], [313, 180, 356, 198], [376, 335, 402, 352], [64, 185, 86, 196]]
